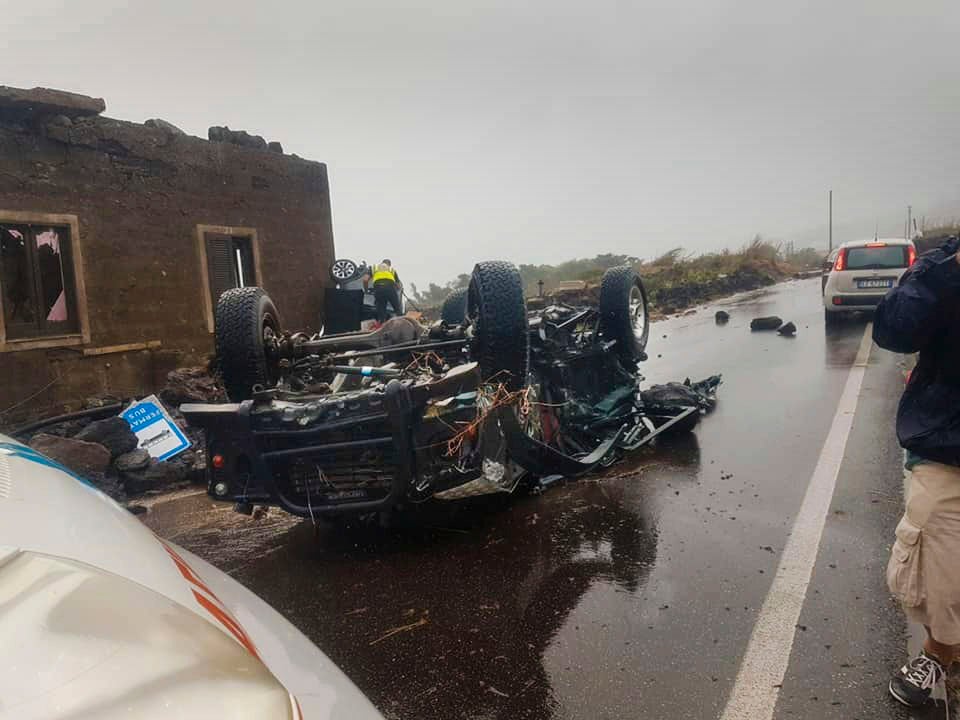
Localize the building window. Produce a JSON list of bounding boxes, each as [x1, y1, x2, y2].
[[0, 223, 79, 340], [205, 233, 256, 301], [195, 225, 260, 333]]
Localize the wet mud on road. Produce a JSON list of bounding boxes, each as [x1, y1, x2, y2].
[[144, 278, 907, 719]]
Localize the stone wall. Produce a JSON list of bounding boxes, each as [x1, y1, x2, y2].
[[0, 87, 335, 422]]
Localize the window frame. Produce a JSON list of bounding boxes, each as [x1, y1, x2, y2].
[[0, 211, 89, 352], [195, 225, 261, 333]]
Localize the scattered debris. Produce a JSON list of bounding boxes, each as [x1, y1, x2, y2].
[[641, 376, 722, 412], [715, 310, 730, 324], [369, 616, 430, 646], [12, 371, 215, 499], [750, 316, 783, 331], [159, 367, 226, 406], [778, 321, 797, 336]]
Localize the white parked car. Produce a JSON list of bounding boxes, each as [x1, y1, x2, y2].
[[0, 435, 383, 720], [823, 238, 916, 325]]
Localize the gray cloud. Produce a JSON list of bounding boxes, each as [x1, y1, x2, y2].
[[5, 0, 959, 290]]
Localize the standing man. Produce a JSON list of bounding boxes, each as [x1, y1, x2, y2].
[[873, 236, 960, 708], [364, 259, 402, 324]]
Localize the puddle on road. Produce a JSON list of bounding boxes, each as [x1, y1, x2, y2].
[[144, 456, 671, 719]]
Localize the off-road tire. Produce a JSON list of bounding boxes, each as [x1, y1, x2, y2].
[[215, 287, 281, 401], [824, 308, 841, 327], [599, 266, 649, 364], [441, 287, 469, 325], [468, 261, 529, 391]]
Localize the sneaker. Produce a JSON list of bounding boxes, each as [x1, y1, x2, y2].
[[889, 650, 945, 708]]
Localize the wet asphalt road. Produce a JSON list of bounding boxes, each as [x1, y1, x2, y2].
[[144, 278, 921, 719]]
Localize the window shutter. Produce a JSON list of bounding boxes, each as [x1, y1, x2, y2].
[[206, 234, 238, 304]]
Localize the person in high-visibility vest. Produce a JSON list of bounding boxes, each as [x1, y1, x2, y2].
[[363, 259, 402, 323]]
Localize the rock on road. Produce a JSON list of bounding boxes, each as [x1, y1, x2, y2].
[[144, 278, 927, 719]]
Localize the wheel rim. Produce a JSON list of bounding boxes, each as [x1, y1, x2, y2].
[[331, 259, 357, 280], [629, 285, 647, 342]]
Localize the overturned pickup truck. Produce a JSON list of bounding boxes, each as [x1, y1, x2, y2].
[[181, 263, 719, 519]]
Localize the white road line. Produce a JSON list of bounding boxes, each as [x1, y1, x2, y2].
[[720, 324, 874, 720]]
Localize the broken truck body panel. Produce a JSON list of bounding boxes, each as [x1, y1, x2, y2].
[[180, 263, 720, 519]]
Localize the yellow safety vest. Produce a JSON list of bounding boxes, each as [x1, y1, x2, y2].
[[372, 266, 397, 283]]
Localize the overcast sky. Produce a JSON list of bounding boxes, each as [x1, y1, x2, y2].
[[5, 0, 960, 290]]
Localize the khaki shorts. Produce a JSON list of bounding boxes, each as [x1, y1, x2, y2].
[[888, 461, 960, 645]]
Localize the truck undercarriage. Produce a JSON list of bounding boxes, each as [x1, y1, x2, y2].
[[181, 263, 720, 519]]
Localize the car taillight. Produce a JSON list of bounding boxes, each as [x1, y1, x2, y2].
[[908, 245, 917, 266], [834, 248, 847, 271]]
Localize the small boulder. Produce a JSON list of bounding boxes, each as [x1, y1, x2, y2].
[[778, 321, 797, 337], [114, 448, 151, 473], [267, 141, 283, 154], [29, 434, 110, 477], [750, 316, 783, 331], [123, 460, 189, 495], [715, 310, 730, 324], [74, 416, 138, 458]]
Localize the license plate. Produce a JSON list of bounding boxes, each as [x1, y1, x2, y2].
[[856, 278, 893, 289]]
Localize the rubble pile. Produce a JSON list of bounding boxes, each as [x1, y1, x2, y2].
[[20, 367, 224, 502]]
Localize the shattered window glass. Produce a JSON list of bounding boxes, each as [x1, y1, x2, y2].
[[34, 227, 70, 326], [0, 223, 78, 340], [1, 225, 37, 337]]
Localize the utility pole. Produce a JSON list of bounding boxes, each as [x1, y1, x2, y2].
[[828, 190, 833, 251], [907, 205, 912, 239]]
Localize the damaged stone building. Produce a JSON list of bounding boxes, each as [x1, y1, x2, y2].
[[0, 86, 335, 423]]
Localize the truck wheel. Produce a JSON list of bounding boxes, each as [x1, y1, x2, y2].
[[468, 261, 529, 391], [441, 287, 468, 325], [215, 287, 281, 401], [329, 258, 360, 284], [599, 266, 649, 364]]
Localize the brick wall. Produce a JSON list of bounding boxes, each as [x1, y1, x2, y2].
[[0, 111, 334, 422]]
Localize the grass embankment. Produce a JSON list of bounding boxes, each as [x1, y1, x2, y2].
[[621, 241, 810, 317], [414, 238, 822, 319]]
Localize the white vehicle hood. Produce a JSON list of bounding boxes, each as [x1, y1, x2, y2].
[[0, 437, 383, 720]]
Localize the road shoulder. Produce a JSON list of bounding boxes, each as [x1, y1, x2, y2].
[[772, 344, 913, 719]]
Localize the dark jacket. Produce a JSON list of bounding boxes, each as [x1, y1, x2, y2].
[[873, 237, 960, 467]]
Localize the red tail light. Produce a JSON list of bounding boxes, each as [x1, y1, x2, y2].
[[908, 245, 917, 266], [833, 248, 847, 271], [211, 454, 225, 469]]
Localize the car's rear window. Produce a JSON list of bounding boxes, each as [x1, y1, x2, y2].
[[845, 245, 909, 270]]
